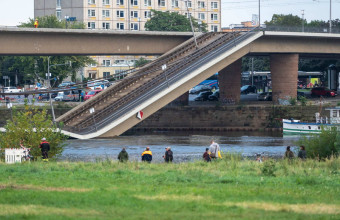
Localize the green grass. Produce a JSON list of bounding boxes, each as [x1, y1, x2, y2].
[[0, 157, 340, 219]]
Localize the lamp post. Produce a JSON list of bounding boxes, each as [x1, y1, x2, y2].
[[182, 0, 198, 48], [301, 10, 305, 32], [138, 17, 141, 31], [258, 0, 261, 27], [329, 0, 332, 33]]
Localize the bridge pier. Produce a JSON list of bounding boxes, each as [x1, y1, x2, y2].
[[219, 59, 242, 103], [270, 54, 299, 103]]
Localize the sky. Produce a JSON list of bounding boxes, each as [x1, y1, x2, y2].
[[0, 0, 339, 27]]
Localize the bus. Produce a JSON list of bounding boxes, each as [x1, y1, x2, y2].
[[198, 73, 218, 89], [87, 79, 110, 90]]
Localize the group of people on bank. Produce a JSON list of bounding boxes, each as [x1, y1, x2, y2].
[[284, 145, 307, 160], [117, 140, 221, 163]]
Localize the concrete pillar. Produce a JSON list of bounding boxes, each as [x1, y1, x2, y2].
[[270, 54, 299, 103], [219, 59, 242, 103]]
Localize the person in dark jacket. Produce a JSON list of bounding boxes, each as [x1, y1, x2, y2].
[[203, 148, 211, 162], [118, 147, 129, 162], [163, 147, 173, 163], [39, 137, 50, 161], [284, 146, 294, 159], [141, 147, 152, 163], [298, 145, 307, 160]]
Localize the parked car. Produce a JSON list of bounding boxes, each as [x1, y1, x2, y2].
[[241, 85, 257, 94], [194, 91, 213, 101], [189, 85, 211, 94], [38, 92, 58, 101], [257, 92, 272, 101], [58, 81, 76, 88], [84, 89, 103, 101], [208, 89, 220, 101], [311, 87, 337, 97], [4, 87, 22, 93]]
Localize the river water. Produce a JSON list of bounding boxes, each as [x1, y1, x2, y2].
[[60, 131, 301, 163]]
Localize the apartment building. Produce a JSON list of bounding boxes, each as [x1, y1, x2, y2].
[[34, 0, 221, 79]]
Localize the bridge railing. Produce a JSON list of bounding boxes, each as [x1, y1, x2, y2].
[[265, 25, 340, 34]]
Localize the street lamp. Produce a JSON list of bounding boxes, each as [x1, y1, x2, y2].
[[301, 10, 305, 32], [329, 0, 332, 33], [258, 0, 261, 28], [138, 17, 141, 31], [181, 0, 198, 48]]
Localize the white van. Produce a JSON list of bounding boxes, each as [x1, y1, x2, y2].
[[87, 79, 110, 90], [54, 90, 79, 101]]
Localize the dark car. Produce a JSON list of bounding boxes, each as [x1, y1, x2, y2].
[[208, 89, 219, 101], [257, 92, 272, 101], [194, 91, 213, 101], [189, 85, 211, 94], [311, 87, 337, 97], [241, 85, 257, 94]]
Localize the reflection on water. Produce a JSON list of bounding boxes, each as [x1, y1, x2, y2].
[[60, 131, 301, 163]]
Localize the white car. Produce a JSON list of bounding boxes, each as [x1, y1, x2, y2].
[[4, 87, 22, 93]]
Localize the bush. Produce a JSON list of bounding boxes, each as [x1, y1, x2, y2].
[[299, 96, 307, 106], [261, 159, 277, 176], [297, 127, 340, 159], [0, 101, 67, 159], [289, 97, 297, 106]]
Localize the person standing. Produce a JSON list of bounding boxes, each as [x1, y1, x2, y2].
[[163, 147, 173, 163], [298, 145, 307, 160], [209, 140, 221, 159], [203, 148, 211, 162], [39, 137, 50, 162], [118, 147, 129, 162], [284, 146, 294, 159], [141, 147, 152, 163]]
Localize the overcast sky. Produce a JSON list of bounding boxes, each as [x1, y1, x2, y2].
[[0, 0, 339, 27]]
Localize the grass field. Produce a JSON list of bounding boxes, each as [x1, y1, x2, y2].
[[0, 157, 339, 219]]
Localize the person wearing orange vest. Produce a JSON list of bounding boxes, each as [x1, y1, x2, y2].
[[34, 19, 39, 28], [39, 137, 50, 161], [141, 147, 152, 163]]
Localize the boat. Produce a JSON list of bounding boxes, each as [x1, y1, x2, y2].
[[283, 107, 340, 135]]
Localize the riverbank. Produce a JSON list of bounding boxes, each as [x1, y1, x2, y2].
[[1, 158, 339, 219]]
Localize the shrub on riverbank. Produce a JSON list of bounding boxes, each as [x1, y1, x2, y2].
[[297, 127, 340, 159], [0, 101, 67, 160], [0, 158, 339, 219]]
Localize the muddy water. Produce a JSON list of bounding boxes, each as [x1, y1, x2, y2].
[[59, 131, 300, 163]]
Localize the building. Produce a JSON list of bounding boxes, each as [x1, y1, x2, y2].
[[34, 0, 221, 32], [222, 21, 257, 33], [34, 0, 221, 80]]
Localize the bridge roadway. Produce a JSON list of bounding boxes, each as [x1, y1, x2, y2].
[[54, 30, 340, 139], [0, 27, 193, 55]]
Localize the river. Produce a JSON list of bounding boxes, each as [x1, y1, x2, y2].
[[60, 131, 301, 163]]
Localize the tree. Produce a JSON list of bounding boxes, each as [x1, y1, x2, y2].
[[0, 101, 67, 160], [134, 57, 151, 68], [265, 14, 303, 27], [19, 15, 85, 29], [145, 10, 207, 32]]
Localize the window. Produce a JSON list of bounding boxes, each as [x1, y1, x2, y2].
[[211, 2, 218, 9], [56, 0, 61, 7], [185, 13, 192, 18], [117, 10, 124, 17], [88, 9, 96, 17], [144, 11, 151, 18], [116, 0, 124, 5], [184, 1, 192, 8], [211, 25, 218, 32], [103, 0, 110, 5], [117, 23, 125, 29], [333, 110, 338, 117], [171, 0, 178, 7], [158, 0, 165, 7], [144, 0, 151, 6], [56, 10, 62, 20], [198, 13, 205, 20], [198, 1, 205, 8], [211, 13, 218, 21], [88, 22, 96, 29], [102, 22, 110, 29], [130, 0, 138, 6], [103, 72, 110, 78], [88, 0, 96, 4], [131, 23, 138, 30], [102, 60, 111, 66], [130, 11, 138, 18], [115, 60, 125, 64], [102, 10, 110, 17]]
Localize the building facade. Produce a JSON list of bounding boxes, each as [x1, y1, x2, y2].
[[34, 0, 221, 80], [35, 0, 221, 32]]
